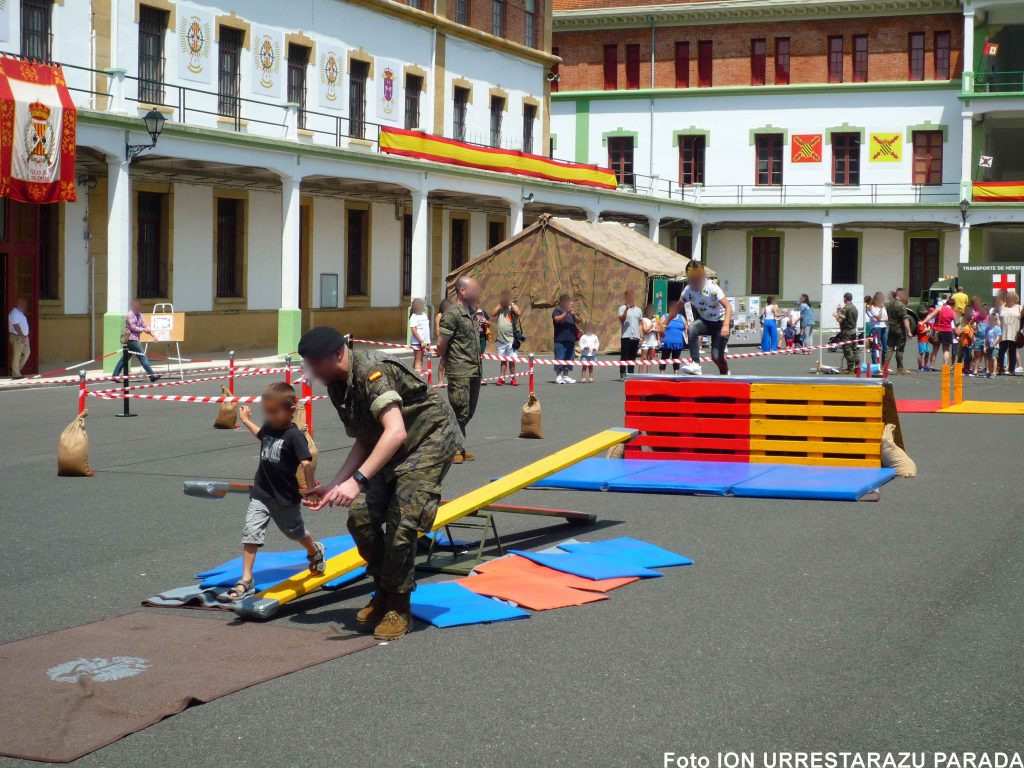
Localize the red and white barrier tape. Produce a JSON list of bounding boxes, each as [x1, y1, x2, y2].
[[31, 351, 119, 380], [350, 336, 859, 367], [474, 338, 860, 368], [86, 391, 328, 404], [432, 370, 530, 388], [91, 367, 295, 395]]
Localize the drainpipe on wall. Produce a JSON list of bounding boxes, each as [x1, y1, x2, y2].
[[649, 23, 655, 184]]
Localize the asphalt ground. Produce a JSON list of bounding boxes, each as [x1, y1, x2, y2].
[[0, 349, 1022, 767]]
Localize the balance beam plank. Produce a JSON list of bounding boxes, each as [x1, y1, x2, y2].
[[234, 427, 637, 620], [751, 383, 884, 403]]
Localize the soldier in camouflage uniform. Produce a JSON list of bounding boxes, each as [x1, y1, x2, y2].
[[884, 288, 913, 375], [833, 292, 861, 374], [299, 327, 459, 641], [437, 276, 483, 464]]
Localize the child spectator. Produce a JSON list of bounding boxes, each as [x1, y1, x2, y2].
[[217, 383, 324, 603], [408, 298, 431, 373], [783, 323, 796, 352], [917, 319, 932, 372], [971, 311, 988, 377], [659, 301, 686, 373], [578, 322, 600, 383], [985, 311, 1002, 379], [958, 319, 975, 374], [639, 304, 660, 373]]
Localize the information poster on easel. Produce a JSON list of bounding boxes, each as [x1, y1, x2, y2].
[[143, 305, 186, 379], [143, 313, 185, 343]]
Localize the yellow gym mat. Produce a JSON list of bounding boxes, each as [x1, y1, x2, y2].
[[941, 400, 1024, 415]]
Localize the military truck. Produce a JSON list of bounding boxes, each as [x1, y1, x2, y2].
[[911, 263, 1023, 317]]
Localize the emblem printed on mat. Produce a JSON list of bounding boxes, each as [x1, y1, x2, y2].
[[47, 656, 151, 683]]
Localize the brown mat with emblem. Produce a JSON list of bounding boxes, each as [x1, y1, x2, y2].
[[0, 612, 378, 763]]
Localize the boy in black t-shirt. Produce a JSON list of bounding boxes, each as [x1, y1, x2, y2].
[[217, 382, 324, 602]]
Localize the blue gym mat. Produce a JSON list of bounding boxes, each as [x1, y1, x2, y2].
[[410, 582, 530, 628], [532, 458, 894, 500], [527, 457, 659, 490], [558, 537, 693, 568], [509, 549, 663, 580], [730, 465, 896, 501], [606, 460, 774, 495]]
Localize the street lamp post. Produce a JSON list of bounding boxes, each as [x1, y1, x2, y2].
[[125, 108, 167, 162]]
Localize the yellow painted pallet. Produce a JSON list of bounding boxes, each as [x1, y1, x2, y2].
[[748, 383, 884, 467], [234, 427, 637, 620]]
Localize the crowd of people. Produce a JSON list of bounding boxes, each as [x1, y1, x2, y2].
[[414, 261, 735, 385], [412, 270, 1023, 385], [915, 288, 1021, 377], [758, 294, 816, 354]]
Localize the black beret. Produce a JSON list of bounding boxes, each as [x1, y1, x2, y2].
[[297, 326, 346, 359]]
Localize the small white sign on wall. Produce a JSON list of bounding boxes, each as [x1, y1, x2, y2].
[[318, 47, 345, 111], [376, 58, 402, 123], [177, 4, 214, 85], [0, 0, 10, 43], [251, 25, 284, 99]]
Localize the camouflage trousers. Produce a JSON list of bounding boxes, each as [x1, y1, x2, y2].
[[346, 458, 452, 593], [841, 331, 861, 370], [446, 376, 480, 436], [885, 328, 907, 369]]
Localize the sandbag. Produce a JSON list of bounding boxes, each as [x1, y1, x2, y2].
[[605, 443, 625, 460], [293, 402, 307, 431], [519, 393, 543, 439], [58, 410, 94, 477], [881, 422, 916, 477], [213, 385, 238, 429], [295, 425, 318, 492]]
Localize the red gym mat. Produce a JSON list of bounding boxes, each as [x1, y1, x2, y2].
[[474, 554, 639, 592], [458, 570, 609, 610], [897, 399, 942, 413]]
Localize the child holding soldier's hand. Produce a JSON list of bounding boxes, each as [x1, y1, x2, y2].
[[217, 382, 324, 603]]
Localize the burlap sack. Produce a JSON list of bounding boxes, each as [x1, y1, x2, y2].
[[213, 386, 238, 429], [605, 443, 625, 459], [295, 425, 318, 492], [58, 410, 94, 477], [881, 422, 916, 477], [519, 393, 543, 439]]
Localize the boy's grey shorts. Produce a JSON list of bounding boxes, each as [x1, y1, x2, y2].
[[242, 498, 307, 546]]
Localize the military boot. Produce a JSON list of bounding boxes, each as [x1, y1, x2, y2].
[[356, 588, 388, 629], [373, 592, 412, 641]]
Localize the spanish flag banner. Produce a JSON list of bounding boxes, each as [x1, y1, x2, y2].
[[0, 57, 77, 203], [379, 127, 618, 190], [973, 181, 1024, 202]]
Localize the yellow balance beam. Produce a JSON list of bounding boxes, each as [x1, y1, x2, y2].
[[234, 427, 637, 620]]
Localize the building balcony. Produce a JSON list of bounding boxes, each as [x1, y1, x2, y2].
[[615, 176, 962, 205], [963, 70, 1024, 96]]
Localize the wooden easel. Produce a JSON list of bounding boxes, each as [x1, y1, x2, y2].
[[142, 303, 187, 381]]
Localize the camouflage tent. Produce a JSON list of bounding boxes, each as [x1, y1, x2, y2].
[[446, 214, 703, 355]]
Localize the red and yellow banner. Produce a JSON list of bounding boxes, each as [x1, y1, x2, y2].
[[379, 127, 618, 190], [791, 134, 822, 163], [0, 57, 77, 203], [973, 181, 1024, 202]]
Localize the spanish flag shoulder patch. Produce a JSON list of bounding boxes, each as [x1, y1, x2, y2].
[[368, 369, 383, 382]]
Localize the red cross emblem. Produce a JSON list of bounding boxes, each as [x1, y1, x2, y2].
[[992, 273, 1017, 295]]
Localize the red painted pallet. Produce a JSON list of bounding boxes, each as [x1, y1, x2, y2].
[[624, 379, 752, 461]]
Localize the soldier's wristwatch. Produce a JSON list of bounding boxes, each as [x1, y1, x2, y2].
[[352, 470, 369, 488]]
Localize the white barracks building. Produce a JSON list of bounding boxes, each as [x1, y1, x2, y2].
[[1, 0, 1022, 372]]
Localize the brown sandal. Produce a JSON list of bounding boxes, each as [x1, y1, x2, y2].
[[216, 579, 255, 603]]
